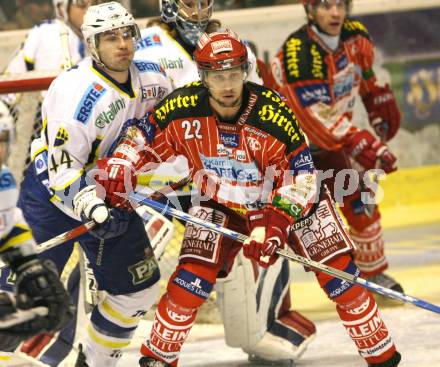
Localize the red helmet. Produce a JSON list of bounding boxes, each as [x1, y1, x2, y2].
[[194, 29, 248, 71]]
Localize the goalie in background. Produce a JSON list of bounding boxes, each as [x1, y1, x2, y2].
[[0, 101, 73, 352]]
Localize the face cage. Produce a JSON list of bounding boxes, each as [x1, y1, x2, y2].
[[162, 0, 213, 47], [199, 63, 250, 88], [88, 24, 141, 67]]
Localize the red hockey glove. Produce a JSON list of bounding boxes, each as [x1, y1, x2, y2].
[[243, 208, 290, 268], [345, 130, 397, 173], [362, 84, 401, 142], [95, 157, 137, 208]]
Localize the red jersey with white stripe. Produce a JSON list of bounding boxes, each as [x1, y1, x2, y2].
[[123, 81, 318, 223], [270, 19, 378, 151]]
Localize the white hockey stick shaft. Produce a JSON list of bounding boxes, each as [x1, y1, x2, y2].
[[36, 176, 191, 254], [0, 307, 48, 329], [59, 19, 73, 70], [128, 192, 440, 315]]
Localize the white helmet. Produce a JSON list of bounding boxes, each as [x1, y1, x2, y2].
[[0, 101, 14, 163], [53, 0, 88, 21], [81, 2, 140, 66]]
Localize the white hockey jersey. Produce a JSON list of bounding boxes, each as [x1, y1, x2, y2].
[[5, 19, 85, 74], [30, 57, 172, 219], [0, 166, 35, 256], [136, 25, 263, 88]]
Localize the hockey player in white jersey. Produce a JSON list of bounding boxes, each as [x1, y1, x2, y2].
[[0, 102, 73, 353], [15, 2, 172, 366], [0, 0, 100, 362], [134, 1, 317, 365], [5, 0, 94, 74]]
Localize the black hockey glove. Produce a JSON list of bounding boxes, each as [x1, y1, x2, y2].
[[2, 251, 74, 338]]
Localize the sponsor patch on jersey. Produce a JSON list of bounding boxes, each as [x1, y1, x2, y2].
[[295, 83, 331, 107], [0, 170, 15, 191], [133, 60, 165, 76], [127, 255, 159, 285], [54, 127, 69, 147], [289, 147, 314, 175], [34, 151, 48, 175], [75, 82, 106, 124], [245, 136, 262, 151], [336, 54, 349, 71], [173, 268, 212, 299], [219, 132, 239, 147], [333, 72, 355, 99], [159, 57, 184, 70], [236, 150, 246, 161], [285, 37, 302, 78], [136, 33, 162, 50], [200, 154, 259, 182], [142, 84, 167, 102], [95, 98, 126, 128]]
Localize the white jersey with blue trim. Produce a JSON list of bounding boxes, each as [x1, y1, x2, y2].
[[30, 57, 172, 219], [5, 19, 86, 74], [0, 165, 35, 256], [136, 25, 263, 88]]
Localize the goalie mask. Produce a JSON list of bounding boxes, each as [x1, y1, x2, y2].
[[81, 2, 140, 68], [160, 0, 214, 47], [0, 102, 14, 166]]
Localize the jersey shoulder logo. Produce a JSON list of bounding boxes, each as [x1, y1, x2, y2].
[[74, 82, 107, 124], [54, 127, 69, 147], [342, 19, 371, 40]]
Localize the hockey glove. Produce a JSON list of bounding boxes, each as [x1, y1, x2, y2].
[[345, 129, 397, 173], [362, 84, 401, 142], [73, 185, 129, 239], [95, 157, 137, 208], [242, 208, 290, 268], [1, 251, 73, 339]]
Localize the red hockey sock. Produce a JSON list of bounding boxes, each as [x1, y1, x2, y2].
[[337, 290, 397, 365], [140, 294, 197, 366]]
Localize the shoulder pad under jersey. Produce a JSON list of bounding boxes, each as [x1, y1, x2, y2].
[[153, 82, 209, 129], [281, 26, 327, 83], [246, 83, 305, 154], [341, 18, 371, 42]]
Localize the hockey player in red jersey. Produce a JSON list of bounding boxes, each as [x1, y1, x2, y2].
[[270, 0, 403, 291], [137, 1, 317, 364], [96, 30, 401, 367]]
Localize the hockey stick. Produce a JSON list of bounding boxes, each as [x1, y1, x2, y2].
[[36, 176, 191, 254], [128, 191, 440, 315]]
